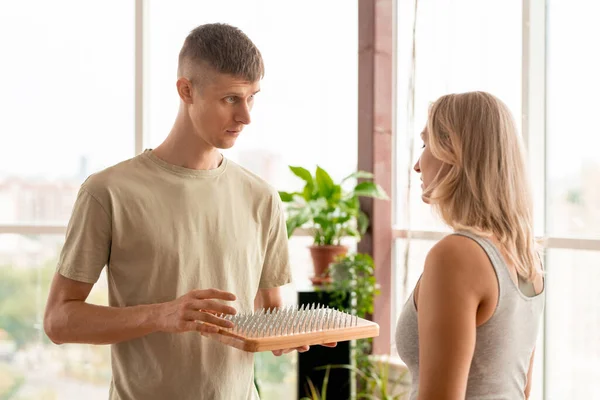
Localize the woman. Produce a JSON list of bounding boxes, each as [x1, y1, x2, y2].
[[395, 91, 545, 400]]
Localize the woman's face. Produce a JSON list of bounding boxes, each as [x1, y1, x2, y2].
[[414, 127, 447, 203]]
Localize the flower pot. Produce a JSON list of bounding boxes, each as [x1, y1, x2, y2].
[[308, 245, 349, 284]]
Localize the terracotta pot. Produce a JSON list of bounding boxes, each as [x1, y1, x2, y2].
[[308, 245, 348, 284]]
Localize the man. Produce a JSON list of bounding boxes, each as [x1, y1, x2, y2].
[[43, 23, 319, 399]]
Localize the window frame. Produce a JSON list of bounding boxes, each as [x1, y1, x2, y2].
[[390, 1, 600, 399]]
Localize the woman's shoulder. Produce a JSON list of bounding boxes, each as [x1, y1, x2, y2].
[[427, 233, 490, 269], [423, 233, 496, 296]]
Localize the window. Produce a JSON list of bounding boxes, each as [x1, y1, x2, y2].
[[0, 1, 134, 226], [0, 234, 112, 399], [545, 248, 600, 398], [544, 1, 600, 397], [546, 0, 600, 239], [394, 0, 522, 232], [0, 1, 132, 399], [394, 1, 600, 398]]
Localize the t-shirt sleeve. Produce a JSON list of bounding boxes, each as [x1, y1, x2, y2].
[[56, 185, 112, 284], [259, 194, 292, 289]]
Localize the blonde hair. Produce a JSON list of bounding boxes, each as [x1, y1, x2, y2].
[[425, 91, 541, 281]]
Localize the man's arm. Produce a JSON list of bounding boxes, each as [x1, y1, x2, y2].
[[44, 273, 237, 345], [254, 286, 283, 311]]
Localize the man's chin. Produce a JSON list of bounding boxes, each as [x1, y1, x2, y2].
[[215, 139, 237, 150]]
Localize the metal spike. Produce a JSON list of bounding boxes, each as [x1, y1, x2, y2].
[[275, 308, 285, 336], [229, 314, 237, 332], [280, 307, 290, 336], [301, 307, 309, 332], [316, 308, 323, 330], [281, 307, 291, 336], [314, 307, 321, 331], [241, 314, 251, 335], [263, 311, 271, 336], [234, 315, 242, 334], [316, 308, 323, 331], [285, 309, 298, 335], [268, 309, 279, 336], [244, 315, 253, 337], [299, 309, 308, 333], [293, 308, 302, 334], [310, 308, 318, 332], [249, 315, 260, 337], [254, 313, 265, 337], [256, 314, 267, 337], [253, 316, 262, 338], [280, 308, 288, 336]]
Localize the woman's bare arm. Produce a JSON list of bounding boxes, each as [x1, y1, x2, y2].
[[416, 235, 492, 400]]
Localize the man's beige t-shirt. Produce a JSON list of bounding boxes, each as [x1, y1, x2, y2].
[[56, 150, 291, 400]]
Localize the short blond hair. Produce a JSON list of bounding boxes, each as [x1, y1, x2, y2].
[[425, 91, 541, 281], [177, 23, 264, 82]]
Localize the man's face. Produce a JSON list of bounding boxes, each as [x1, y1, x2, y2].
[[183, 71, 260, 149]]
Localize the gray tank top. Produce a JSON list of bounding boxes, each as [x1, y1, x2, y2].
[[395, 231, 545, 399]]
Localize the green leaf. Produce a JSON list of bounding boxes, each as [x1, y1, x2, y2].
[[344, 226, 361, 238], [357, 210, 370, 235], [279, 191, 295, 202], [353, 182, 389, 199], [340, 197, 361, 215], [303, 184, 315, 201], [313, 215, 334, 230], [285, 209, 311, 237], [308, 198, 329, 214], [329, 185, 342, 205], [341, 170, 374, 183], [315, 166, 335, 199], [289, 166, 313, 184]]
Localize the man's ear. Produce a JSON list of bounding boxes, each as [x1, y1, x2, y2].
[[176, 78, 194, 104]]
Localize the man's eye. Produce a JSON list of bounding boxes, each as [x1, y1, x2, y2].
[[225, 96, 236, 103]]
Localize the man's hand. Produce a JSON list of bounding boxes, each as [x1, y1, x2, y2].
[[157, 289, 237, 335], [272, 342, 337, 357]]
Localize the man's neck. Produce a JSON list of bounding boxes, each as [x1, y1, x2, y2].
[[152, 125, 223, 171]]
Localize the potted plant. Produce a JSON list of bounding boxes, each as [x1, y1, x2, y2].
[[304, 253, 408, 399], [279, 165, 388, 283], [326, 252, 379, 392]]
